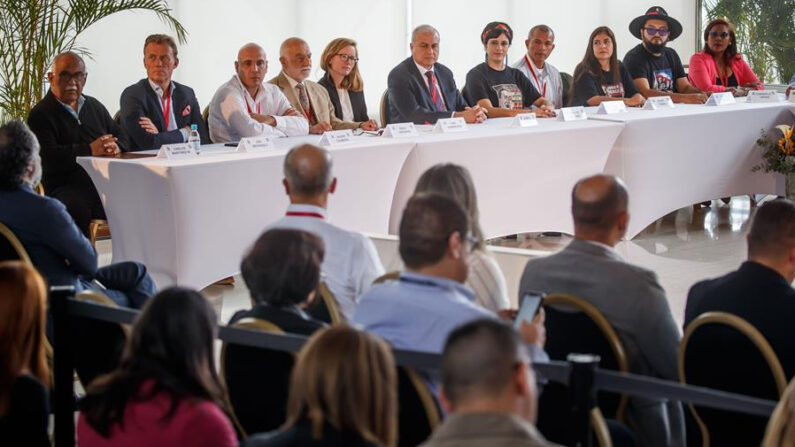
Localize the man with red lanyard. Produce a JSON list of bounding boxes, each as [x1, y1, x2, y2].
[[120, 34, 209, 151], [267, 144, 385, 321], [512, 25, 564, 109], [208, 43, 308, 143]]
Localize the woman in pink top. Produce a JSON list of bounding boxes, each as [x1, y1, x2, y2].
[[77, 287, 239, 447], [689, 18, 763, 96]]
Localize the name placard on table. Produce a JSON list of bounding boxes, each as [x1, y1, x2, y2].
[[597, 101, 628, 115], [382, 122, 419, 138], [319, 129, 355, 146], [434, 117, 468, 133], [511, 112, 538, 127], [705, 92, 736, 106], [642, 96, 675, 110], [746, 90, 783, 103], [559, 106, 587, 122], [156, 143, 198, 159], [237, 136, 274, 153]]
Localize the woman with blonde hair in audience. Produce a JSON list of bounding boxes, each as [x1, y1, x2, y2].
[[77, 287, 238, 447], [414, 163, 510, 312], [0, 261, 51, 447], [319, 37, 378, 130], [243, 326, 397, 447], [762, 379, 795, 446]]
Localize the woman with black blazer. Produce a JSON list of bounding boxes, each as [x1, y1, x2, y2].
[[318, 38, 378, 129]]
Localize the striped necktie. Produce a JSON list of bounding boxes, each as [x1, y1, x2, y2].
[[425, 71, 447, 112]]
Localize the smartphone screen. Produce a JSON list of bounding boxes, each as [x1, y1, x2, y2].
[[514, 292, 545, 329]]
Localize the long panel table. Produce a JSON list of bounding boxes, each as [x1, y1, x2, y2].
[[589, 99, 793, 238]]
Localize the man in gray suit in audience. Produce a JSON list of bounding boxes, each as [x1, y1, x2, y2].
[[519, 174, 683, 447]]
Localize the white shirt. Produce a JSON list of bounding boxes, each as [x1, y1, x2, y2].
[[208, 75, 308, 143], [148, 79, 187, 141], [268, 203, 385, 320], [512, 56, 564, 109], [466, 249, 510, 312], [337, 88, 354, 122]]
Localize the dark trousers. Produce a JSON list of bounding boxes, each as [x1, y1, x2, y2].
[[80, 261, 156, 309], [48, 181, 105, 238]]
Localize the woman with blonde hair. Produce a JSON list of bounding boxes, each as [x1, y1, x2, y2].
[[244, 326, 397, 447], [318, 37, 377, 129], [0, 261, 51, 447]]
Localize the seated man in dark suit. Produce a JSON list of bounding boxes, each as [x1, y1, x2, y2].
[[685, 199, 795, 379], [230, 228, 326, 335], [519, 175, 683, 447], [0, 120, 154, 308], [120, 34, 209, 150], [387, 25, 487, 125], [27, 51, 127, 237]]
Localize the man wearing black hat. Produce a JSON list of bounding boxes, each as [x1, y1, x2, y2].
[[624, 6, 707, 104]]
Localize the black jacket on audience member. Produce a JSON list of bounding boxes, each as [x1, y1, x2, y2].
[[242, 419, 379, 447], [0, 374, 50, 447], [228, 303, 325, 336], [684, 261, 795, 379], [317, 73, 369, 122]]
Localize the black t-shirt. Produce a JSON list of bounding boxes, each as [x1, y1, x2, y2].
[[572, 62, 640, 107], [0, 374, 50, 447], [623, 44, 686, 93], [464, 62, 541, 109]]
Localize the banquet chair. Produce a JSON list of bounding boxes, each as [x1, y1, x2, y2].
[[72, 290, 129, 388], [202, 105, 211, 142], [560, 72, 573, 107], [680, 311, 786, 447], [397, 366, 441, 447], [0, 222, 32, 264], [89, 219, 111, 248], [221, 318, 292, 438], [373, 270, 401, 285], [304, 281, 343, 324], [379, 89, 390, 126]]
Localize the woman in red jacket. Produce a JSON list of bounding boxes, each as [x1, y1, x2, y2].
[[689, 18, 763, 96]]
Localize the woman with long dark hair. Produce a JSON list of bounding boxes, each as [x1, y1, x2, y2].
[[688, 18, 762, 96], [571, 26, 645, 107], [77, 287, 238, 446]]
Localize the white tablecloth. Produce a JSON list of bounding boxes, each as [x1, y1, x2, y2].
[[589, 99, 793, 238], [77, 137, 415, 289]]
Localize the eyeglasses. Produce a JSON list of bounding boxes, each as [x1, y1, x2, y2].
[[709, 31, 730, 39], [643, 27, 670, 37], [336, 54, 359, 63], [56, 71, 87, 83]]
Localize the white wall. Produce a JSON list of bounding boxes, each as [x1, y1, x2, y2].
[[74, 0, 696, 121]]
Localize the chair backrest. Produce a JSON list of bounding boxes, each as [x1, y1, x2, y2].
[[201, 105, 212, 143], [397, 366, 440, 447], [34, 183, 45, 195], [373, 270, 401, 285], [680, 311, 787, 447], [379, 89, 390, 126], [112, 110, 121, 125], [560, 71, 573, 107], [304, 281, 343, 324], [537, 294, 629, 444], [0, 222, 32, 265], [221, 318, 292, 438], [72, 290, 128, 388]]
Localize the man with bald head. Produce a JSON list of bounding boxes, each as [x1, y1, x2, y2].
[[27, 51, 128, 236], [270, 38, 378, 134], [208, 43, 308, 143], [519, 175, 684, 447], [266, 144, 383, 320]]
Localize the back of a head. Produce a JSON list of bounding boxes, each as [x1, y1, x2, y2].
[[240, 228, 324, 307], [285, 326, 397, 446], [399, 193, 469, 269], [0, 261, 49, 415], [283, 144, 334, 197], [748, 199, 795, 260], [442, 319, 523, 409], [571, 174, 628, 235], [0, 120, 40, 190]]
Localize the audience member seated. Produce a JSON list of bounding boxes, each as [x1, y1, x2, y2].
[[318, 38, 377, 126], [387, 25, 486, 125], [119, 34, 209, 150], [0, 261, 50, 447], [685, 199, 795, 379], [519, 174, 683, 447], [77, 287, 238, 447], [464, 22, 555, 118], [270, 38, 377, 134], [623, 6, 707, 104], [353, 193, 547, 361], [572, 27, 645, 108], [0, 120, 155, 308], [268, 144, 384, 320], [688, 18, 763, 96], [512, 25, 564, 109], [26, 51, 127, 236], [762, 378, 795, 447], [231, 228, 326, 334], [208, 43, 308, 143], [414, 163, 510, 312], [420, 319, 558, 447], [242, 326, 397, 447]]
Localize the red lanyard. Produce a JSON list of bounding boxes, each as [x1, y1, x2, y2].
[[286, 211, 324, 219], [525, 55, 547, 97], [245, 90, 261, 115], [159, 93, 171, 130]]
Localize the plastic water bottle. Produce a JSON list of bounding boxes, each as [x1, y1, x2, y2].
[[188, 124, 201, 154]]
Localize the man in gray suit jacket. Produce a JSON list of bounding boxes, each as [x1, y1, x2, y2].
[[519, 175, 683, 447]]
